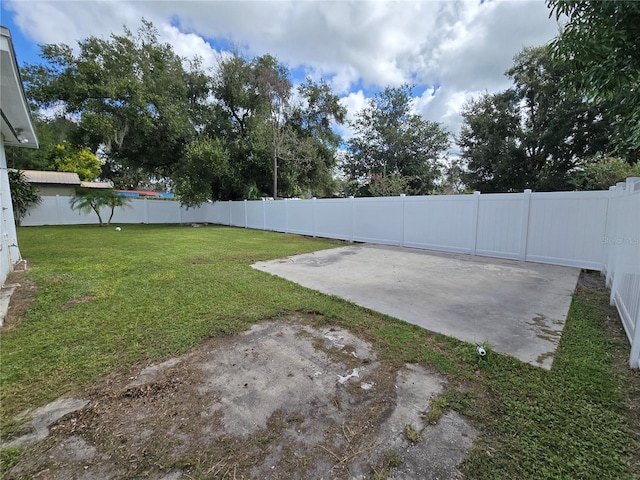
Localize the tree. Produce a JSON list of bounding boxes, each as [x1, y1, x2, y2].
[[8, 170, 41, 226], [50, 143, 103, 181], [439, 159, 468, 194], [459, 46, 613, 192], [252, 55, 292, 199], [343, 85, 450, 196], [23, 20, 208, 187], [458, 90, 527, 192], [569, 155, 640, 191], [174, 137, 232, 207], [286, 79, 346, 197], [196, 53, 345, 201], [547, 0, 640, 158], [69, 188, 131, 226]]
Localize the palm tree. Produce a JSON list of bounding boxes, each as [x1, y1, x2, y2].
[[69, 188, 130, 226], [106, 194, 131, 225]]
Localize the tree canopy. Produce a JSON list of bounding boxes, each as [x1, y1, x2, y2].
[[459, 46, 614, 192], [23, 22, 346, 203], [547, 0, 640, 159], [23, 20, 208, 189], [342, 85, 450, 196]]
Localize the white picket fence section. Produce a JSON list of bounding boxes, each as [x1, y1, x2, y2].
[[21, 180, 640, 367]]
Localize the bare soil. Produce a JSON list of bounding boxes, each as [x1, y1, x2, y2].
[[1, 270, 36, 331], [5, 315, 476, 479]]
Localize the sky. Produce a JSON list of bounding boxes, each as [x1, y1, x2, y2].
[[0, 0, 562, 145]]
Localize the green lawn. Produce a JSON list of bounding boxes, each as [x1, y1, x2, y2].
[[1, 225, 638, 479]]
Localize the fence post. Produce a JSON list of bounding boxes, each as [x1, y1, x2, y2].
[[284, 198, 288, 234], [518, 189, 532, 261], [400, 194, 406, 247], [312, 197, 317, 238], [609, 182, 627, 305], [55, 195, 62, 224], [470, 191, 480, 255], [244, 200, 248, 228], [349, 196, 355, 243], [262, 198, 266, 231], [604, 185, 617, 286]]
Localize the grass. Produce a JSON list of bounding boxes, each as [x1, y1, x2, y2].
[[1, 224, 638, 479]]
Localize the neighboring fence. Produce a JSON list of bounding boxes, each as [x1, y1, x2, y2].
[[206, 189, 611, 270], [21, 180, 640, 367], [21, 195, 210, 226]]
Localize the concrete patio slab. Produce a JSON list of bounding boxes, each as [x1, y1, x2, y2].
[[253, 244, 580, 369]]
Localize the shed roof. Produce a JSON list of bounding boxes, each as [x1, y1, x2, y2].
[[81, 181, 112, 189], [21, 170, 81, 185]]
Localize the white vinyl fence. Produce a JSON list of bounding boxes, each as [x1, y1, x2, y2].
[[603, 178, 640, 368], [21, 180, 640, 367]]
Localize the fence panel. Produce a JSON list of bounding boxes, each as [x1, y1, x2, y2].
[[180, 204, 208, 224], [264, 201, 286, 231], [526, 191, 610, 269], [286, 199, 315, 236], [229, 201, 246, 228], [315, 198, 353, 241], [352, 196, 403, 245], [207, 201, 230, 225], [404, 194, 475, 253], [475, 193, 524, 260], [246, 201, 265, 229]]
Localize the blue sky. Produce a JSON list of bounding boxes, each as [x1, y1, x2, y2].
[[1, 0, 561, 140]]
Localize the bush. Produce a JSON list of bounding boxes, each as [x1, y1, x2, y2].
[[8, 170, 41, 225]]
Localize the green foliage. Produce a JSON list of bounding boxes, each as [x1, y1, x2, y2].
[[368, 171, 409, 197], [459, 46, 614, 192], [174, 137, 231, 206], [7, 170, 41, 226], [69, 187, 130, 226], [343, 85, 450, 196], [51, 143, 103, 181], [23, 20, 207, 187], [22, 21, 347, 202], [404, 423, 422, 444], [547, 0, 640, 159], [570, 155, 640, 191], [0, 446, 22, 472], [458, 90, 527, 193], [5, 116, 79, 171], [205, 53, 346, 201]]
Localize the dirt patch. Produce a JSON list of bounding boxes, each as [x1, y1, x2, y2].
[[0, 271, 37, 331], [5, 316, 477, 479], [62, 293, 95, 309]]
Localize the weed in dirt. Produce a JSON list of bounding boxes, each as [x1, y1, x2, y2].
[[404, 423, 422, 444]]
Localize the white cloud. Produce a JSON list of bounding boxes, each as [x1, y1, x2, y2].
[[4, 0, 561, 139], [338, 90, 369, 141], [158, 24, 225, 72]]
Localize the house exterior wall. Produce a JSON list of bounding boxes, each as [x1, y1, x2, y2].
[[0, 141, 21, 287]]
